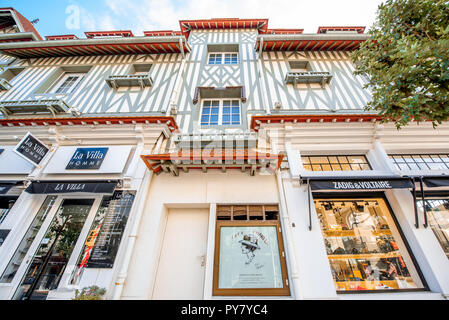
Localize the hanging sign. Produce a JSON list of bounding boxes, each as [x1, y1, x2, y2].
[[0, 230, 10, 247], [66, 148, 109, 170], [308, 178, 414, 191], [13, 132, 49, 166], [0, 149, 4, 156]]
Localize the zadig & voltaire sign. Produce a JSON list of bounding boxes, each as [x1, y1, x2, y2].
[[309, 178, 414, 191]]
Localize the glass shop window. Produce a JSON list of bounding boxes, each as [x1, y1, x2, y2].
[[302, 155, 371, 171], [314, 197, 425, 292], [0, 196, 57, 283], [213, 205, 290, 296], [389, 154, 449, 171], [70, 191, 136, 284], [417, 198, 449, 259]]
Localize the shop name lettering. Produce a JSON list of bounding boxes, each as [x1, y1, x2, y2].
[[332, 181, 393, 189], [54, 183, 86, 191], [19, 137, 47, 159], [68, 150, 105, 166]]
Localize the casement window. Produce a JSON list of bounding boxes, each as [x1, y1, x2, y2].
[[417, 197, 449, 258], [51, 73, 85, 94], [213, 205, 290, 296], [314, 196, 425, 292], [302, 155, 371, 171], [208, 53, 239, 65], [200, 99, 241, 126], [389, 154, 449, 171]]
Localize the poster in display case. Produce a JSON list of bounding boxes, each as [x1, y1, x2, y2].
[[213, 222, 290, 296]]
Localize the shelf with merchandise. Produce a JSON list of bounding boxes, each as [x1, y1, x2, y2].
[[323, 229, 392, 237], [328, 251, 402, 260]]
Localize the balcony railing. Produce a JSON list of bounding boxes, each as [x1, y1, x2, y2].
[[0, 99, 78, 117], [0, 78, 12, 91], [285, 71, 332, 87], [105, 74, 153, 89]]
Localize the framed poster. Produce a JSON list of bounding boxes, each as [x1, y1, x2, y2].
[[213, 221, 290, 296]]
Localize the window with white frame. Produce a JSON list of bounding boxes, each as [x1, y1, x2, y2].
[[208, 53, 238, 65], [200, 99, 241, 126], [51, 73, 85, 94]]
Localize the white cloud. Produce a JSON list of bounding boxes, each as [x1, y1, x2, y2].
[[88, 0, 384, 35]]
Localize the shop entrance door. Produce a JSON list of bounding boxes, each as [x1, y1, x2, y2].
[[12, 198, 100, 300], [152, 208, 209, 299]]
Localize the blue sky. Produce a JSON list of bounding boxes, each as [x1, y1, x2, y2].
[[4, 0, 385, 38]]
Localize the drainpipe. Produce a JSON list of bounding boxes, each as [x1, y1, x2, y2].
[[111, 133, 165, 300], [270, 132, 301, 299]]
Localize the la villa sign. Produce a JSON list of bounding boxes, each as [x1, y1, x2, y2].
[[14, 132, 49, 166]]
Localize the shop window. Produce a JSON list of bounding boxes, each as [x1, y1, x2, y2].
[[302, 155, 371, 171], [70, 191, 136, 284], [213, 205, 290, 296], [0, 196, 57, 284], [200, 99, 241, 126], [417, 198, 449, 258], [389, 154, 449, 171], [314, 197, 425, 292]]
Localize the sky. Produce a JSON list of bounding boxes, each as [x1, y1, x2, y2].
[[3, 0, 386, 38]]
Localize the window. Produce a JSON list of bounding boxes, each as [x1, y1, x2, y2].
[[0, 196, 57, 283], [200, 99, 241, 126], [51, 73, 85, 94], [213, 205, 290, 296], [314, 197, 425, 292], [417, 198, 449, 259], [208, 53, 238, 65], [389, 154, 449, 171], [302, 155, 371, 171]]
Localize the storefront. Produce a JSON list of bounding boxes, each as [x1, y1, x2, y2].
[[0, 144, 138, 300], [303, 176, 429, 293]]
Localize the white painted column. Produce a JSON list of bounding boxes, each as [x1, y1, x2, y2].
[[109, 134, 164, 300], [203, 203, 216, 300]]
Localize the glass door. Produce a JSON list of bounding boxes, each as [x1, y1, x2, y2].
[[12, 198, 97, 300]]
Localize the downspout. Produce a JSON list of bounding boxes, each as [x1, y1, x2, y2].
[[111, 133, 165, 300], [270, 134, 301, 299], [165, 38, 187, 116], [256, 36, 271, 115]]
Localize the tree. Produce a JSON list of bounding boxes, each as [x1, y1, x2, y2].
[[351, 0, 449, 128]]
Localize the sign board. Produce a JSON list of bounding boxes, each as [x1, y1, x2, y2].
[[0, 149, 4, 156], [66, 148, 109, 170], [308, 179, 414, 191], [25, 181, 117, 194], [86, 191, 135, 268], [14, 132, 49, 166]]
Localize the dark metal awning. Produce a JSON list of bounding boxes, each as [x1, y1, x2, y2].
[[25, 180, 118, 194], [301, 176, 415, 191], [0, 181, 19, 195], [301, 175, 421, 231]]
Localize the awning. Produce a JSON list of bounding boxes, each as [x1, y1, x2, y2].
[[423, 177, 449, 188], [0, 181, 18, 195], [301, 176, 420, 231], [25, 180, 118, 194]]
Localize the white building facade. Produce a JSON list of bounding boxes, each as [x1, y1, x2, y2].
[[0, 10, 448, 300]]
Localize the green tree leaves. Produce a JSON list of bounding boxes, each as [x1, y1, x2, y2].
[[352, 0, 449, 128]]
